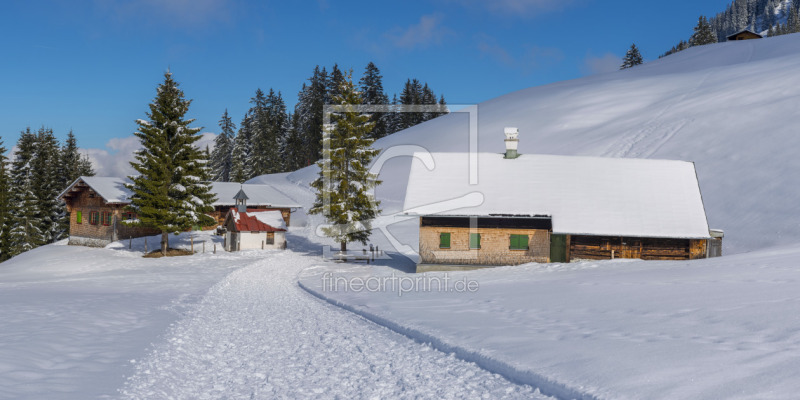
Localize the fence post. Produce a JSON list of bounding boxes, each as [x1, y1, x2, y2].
[[144, 237, 148, 254], [203, 241, 205, 253], [214, 243, 216, 254], [262, 240, 265, 250], [191, 236, 194, 253]]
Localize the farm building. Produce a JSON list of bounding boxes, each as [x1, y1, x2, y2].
[[58, 176, 160, 247], [222, 192, 287, 251], [59, 177, 299, 247], [209, 182, 301, 227], [402, 128, 723, 272], [726, 30, 762, 41]]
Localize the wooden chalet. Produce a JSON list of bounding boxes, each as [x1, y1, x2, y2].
[[209, 182, 301, 227], [223, 191, 287, 251], [403, 128, 723, 272], [726, 30, 763, 41], [60, 177, 301, 247], [58, 176, 159, 247]]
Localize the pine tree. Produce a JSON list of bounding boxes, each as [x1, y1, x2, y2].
[[359, 62, 389, 140], [0, 138, 12, 261], [30, 127, 64, 242], [690, 16, 718, 46], [293, 66, 329, 165], [126, 71, 216, 255], [309, 71, 381, 253], [620, 43, 644, 69], [7, 128, 43, 256], [210, 109, 235, 181], [231, 112, 254, 181]]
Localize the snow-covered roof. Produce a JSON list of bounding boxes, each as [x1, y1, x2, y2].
[[59, 176, 133, 204], [403, 153, 711, 239], [211, 182, 301, 208], [228, 209, 287, 232]]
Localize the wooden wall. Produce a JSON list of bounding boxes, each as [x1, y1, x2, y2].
[[569, 235, 711, 261]]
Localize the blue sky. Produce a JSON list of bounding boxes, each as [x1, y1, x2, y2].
[[1, 0, 731, 171]]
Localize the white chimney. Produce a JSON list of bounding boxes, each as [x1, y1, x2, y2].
[[504, 127, 519, 159]]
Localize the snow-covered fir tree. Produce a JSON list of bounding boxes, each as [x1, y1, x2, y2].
[[309, 71, 381, 253], [126, 71, 216, 255], [8, 128, 43, 257], [30, 127, 63, 242], [210, 109, 235, 182], [620, 43, 644, 69]]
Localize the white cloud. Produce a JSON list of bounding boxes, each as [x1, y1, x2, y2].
[[582, 53, 622, 75], [385, 14, 451, 50], [451, 0, 576, 16], [81, 132, 218, 178]]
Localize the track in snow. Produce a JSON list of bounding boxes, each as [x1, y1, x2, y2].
[[120, 251, 548, 399]]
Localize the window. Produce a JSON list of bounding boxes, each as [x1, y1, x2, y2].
[[101, 212, 111, 226], [76, 211, 82, 224], [89, 211, 99, 225], [469, 233, 481, 249], [266, 232, 275, 245], [123, 212, 137, 221], [510, 234, 529, 250], [439, 232, 451, 248]]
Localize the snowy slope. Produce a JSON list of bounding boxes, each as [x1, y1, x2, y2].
[[300, 245, 800, 399], [276, 34, 800, 255]]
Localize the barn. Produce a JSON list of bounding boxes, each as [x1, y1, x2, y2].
[[58, 176, 160, 247], [402, 128, 723, 272]]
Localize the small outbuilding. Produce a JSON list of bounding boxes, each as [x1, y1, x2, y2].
[[223, 207, 287, 251], [209, 182, 301, 227], [58, 176, 160, 247], [403, 128, 723, 272], [726, 30, 763, 41]]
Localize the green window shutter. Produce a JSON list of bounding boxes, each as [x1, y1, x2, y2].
[[76, 211, 82, 224], [469, 233, 481, 249], [439, 233, 450, 248], [510, 234, 529, 250]]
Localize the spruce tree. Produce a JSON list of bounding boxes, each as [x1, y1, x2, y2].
[[126, 71, 216, 255], [30, 127, 63, 242], [309, 71, 381, 253], [690, 16, 718, 46], [8, 129, 43, 256], [620, 43, 644, 69], [359, 62, 389, 140], [210, 109, 235, 181]]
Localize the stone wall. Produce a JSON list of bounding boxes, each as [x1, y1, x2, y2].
[[419, 226, 550, 266]]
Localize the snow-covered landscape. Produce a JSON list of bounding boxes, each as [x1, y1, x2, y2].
[[5, 32, 800, 399]]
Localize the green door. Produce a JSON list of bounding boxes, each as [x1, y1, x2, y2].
[[550, 234, 567, 263]]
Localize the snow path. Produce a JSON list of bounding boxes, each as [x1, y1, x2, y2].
[[120, 251, 547, 399]]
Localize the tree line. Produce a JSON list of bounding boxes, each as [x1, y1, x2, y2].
[[661, 0, 800, 58], [208, 62, 448, 182], [0, 128, 94, 260]]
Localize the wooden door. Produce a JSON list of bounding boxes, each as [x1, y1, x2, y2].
[[550, 234, 567, 263]]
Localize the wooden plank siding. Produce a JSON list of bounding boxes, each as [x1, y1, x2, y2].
[[569, 235, 710, 261]]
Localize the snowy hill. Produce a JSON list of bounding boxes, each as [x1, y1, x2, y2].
[[280, 33, 800, 255]]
